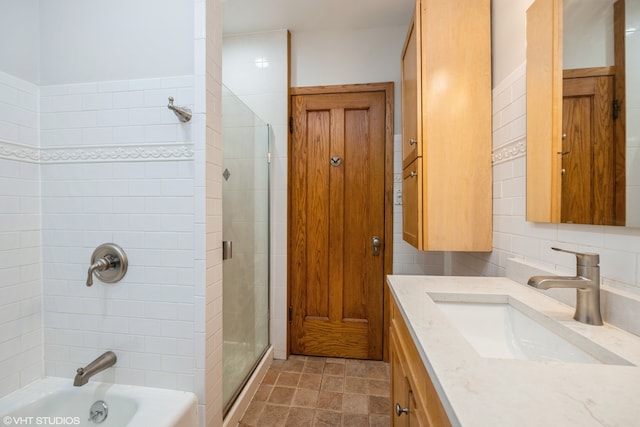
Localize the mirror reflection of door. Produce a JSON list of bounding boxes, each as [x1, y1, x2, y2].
[[560, 0, 626, 225], [562, 71, 616, 224]]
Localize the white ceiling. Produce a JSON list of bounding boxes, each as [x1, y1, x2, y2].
[[222, 0, 415, 35]]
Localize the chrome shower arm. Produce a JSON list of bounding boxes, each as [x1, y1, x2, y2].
[[167, 96, 192, 122]]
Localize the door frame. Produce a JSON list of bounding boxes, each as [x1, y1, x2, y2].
[[287, 82, 394, 361]]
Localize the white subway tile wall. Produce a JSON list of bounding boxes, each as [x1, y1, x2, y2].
[[0, 72, 42, 398], [450, 64, 640, 294], [37, 76, 198, 393]]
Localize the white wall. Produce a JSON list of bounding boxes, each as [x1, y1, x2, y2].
[[39, 0, 194, 85], [0, 0, 39, 83], [491, 0, 531, 84], [563, 0, 616, 69], [291, 25, 407, 133], [451, 0, 640, 306]]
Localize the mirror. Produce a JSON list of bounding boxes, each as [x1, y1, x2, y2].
[[526, 0, 638, 226]]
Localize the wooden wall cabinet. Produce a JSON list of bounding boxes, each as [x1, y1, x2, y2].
[[390, 295, 451, 427], [401, 0, 492, 251]]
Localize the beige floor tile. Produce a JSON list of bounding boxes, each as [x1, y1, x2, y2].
[[299, 373, 323, 390], [314, 409, 343, 427], [341, 413, 369, 427], [268, 386, 296, 405], [240, 357, 391, 427], [321, 374, 345, 392], [324, 362, 346, 376], [342, 393, 369, 414], [345, 361, 368, 378], [277, 371, 301, 387], [344, 376, 368, 394], [368, 395, 390, 415], [285, 407, 316, 427], [257, 404, 290, 427], [317, 390, 343, 411], [292, 388, 319, 408]]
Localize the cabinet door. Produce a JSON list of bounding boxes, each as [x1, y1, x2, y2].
[[391, 336, 409, 427], [402, 158, 422, 248], [401, 8, 420, 168], [408, 391, 424, 427]]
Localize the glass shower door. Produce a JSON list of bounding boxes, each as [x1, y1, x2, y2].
[[222, 85, 270, 413]]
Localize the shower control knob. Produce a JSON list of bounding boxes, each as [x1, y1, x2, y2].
[[86, 243, 128, 286]]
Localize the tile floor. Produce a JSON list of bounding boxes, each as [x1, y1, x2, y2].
[[238, 355, 391, 427]]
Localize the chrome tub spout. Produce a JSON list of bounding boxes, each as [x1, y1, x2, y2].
[[73, 351, 117, 387]]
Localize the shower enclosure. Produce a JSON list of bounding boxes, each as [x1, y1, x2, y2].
[[221, 85, 270, 414]]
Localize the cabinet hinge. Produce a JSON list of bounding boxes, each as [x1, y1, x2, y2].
[[288, 306, 293, 322], [613, 99, 620, 120], [289, 116, 293, 134]]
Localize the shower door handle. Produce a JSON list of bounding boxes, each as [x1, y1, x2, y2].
[[222, 241, 233, 260]]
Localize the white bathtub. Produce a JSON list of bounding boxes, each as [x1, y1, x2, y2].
[[0, 378, 197, 427]]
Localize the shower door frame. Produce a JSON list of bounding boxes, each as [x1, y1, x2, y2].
[[221, 92, 271, 416]]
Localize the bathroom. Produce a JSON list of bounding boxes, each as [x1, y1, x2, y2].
[[1, 0, 639, 426]]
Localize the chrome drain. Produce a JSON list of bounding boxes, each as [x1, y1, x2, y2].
[[88, 400, 108, 424]]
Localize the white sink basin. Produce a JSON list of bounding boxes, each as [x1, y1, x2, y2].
[[429, 293, 632, 365]]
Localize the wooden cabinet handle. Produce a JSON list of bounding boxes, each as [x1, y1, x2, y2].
[[409, 138, 418, 145], [395, 403, 409, 416], [409, 171, 418, 178]]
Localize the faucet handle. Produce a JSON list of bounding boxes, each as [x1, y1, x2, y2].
[[551, 247, 599, 267]]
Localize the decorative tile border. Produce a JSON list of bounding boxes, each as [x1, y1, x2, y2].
[[0, 141, 40, 163], [492, 138, 526, 165], [0, 140, 194, 164]]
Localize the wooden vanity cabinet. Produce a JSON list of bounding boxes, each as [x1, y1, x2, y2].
[[390, 296, 451, 427], [400, 0, 492, 251]]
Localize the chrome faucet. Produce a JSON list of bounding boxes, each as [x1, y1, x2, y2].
[[528, 247, 603, 326], [73, 351, 117, 386]]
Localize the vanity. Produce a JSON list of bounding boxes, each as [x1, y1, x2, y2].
[[388, 275, 640, 426]]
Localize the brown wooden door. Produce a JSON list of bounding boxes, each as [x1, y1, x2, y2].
[[290, 89, 386, 360], [562, 74, 615, 225]]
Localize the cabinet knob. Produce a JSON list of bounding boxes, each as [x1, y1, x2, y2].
[[409, 138, 418, 145], [395, 403, 409, 416], [409, 171, 418, 178]]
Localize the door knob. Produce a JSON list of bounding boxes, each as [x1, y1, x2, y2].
[[372, 236, 381, 256], [395, 403, 409, 416]]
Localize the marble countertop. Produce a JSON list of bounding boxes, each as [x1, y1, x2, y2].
[[387, 275, 640, 427]]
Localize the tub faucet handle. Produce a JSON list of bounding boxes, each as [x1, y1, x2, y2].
[[86, 243, 128, 287], [86, 257, 111, 286]]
